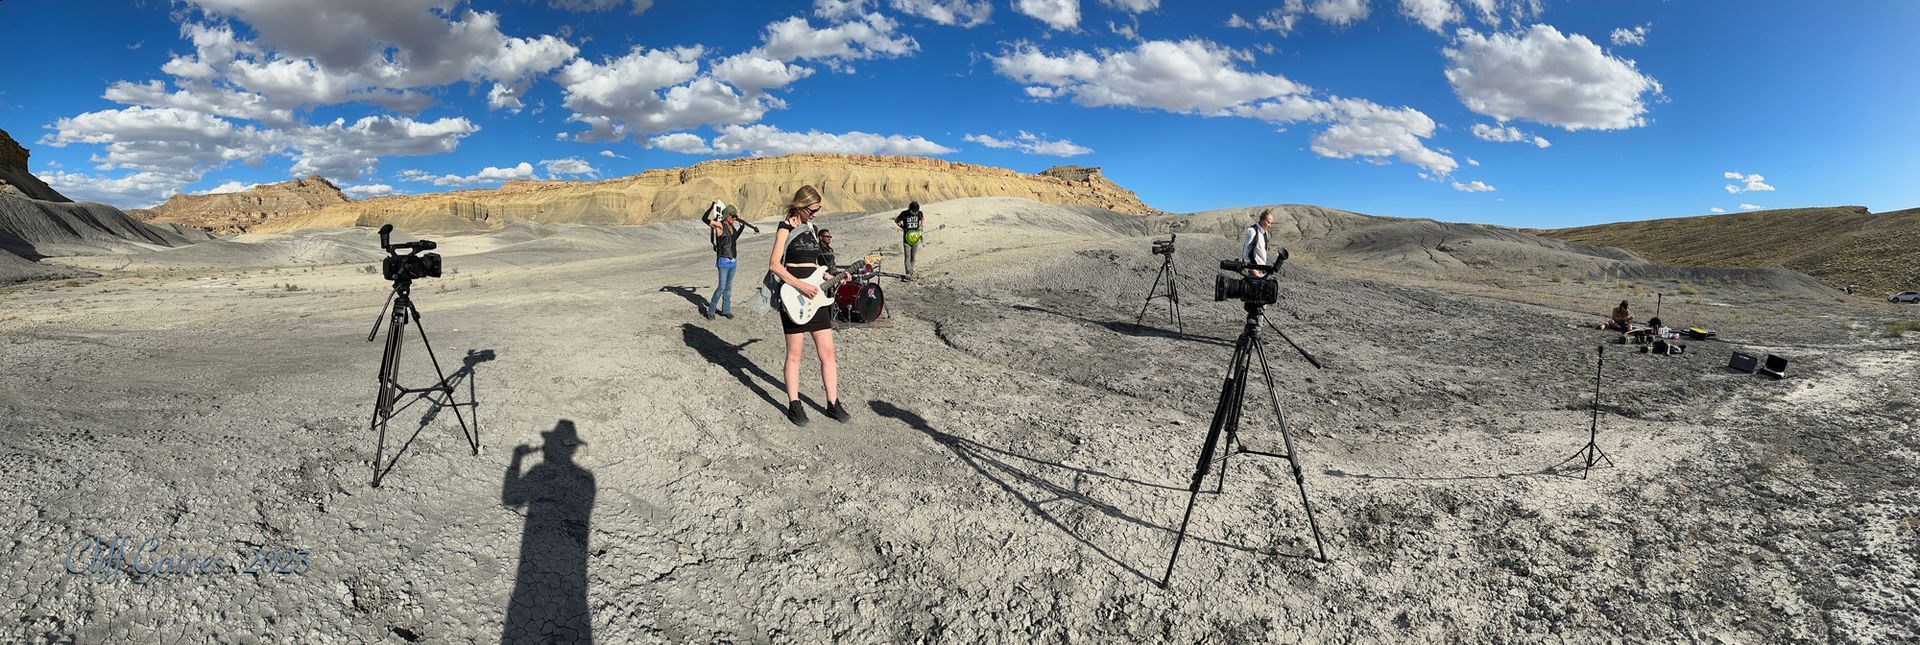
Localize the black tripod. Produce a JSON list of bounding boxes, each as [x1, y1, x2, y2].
[[366, 229, 476, 488], [1136, 235, 1185, 334], [1552, 345, 1614, 479], [1163, 286, 1327, 587]]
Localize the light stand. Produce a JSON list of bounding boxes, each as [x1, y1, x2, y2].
[[1552, 345, 1614, 479], [1136, 234, 1185, 334]]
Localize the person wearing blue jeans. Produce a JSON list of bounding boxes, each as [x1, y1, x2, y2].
[[706, 205, 756, 319]]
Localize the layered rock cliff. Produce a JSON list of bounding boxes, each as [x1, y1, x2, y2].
[[131, 175, 350, 234], [254, 154, 1159, 233], [0, 128, 68, 202]]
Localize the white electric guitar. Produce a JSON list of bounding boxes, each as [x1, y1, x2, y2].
[[778, 269, 847, 325]]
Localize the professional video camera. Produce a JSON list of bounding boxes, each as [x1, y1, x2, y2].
[[1151, 234, 1176, 256], [378, 224, 443, 281], [1214, 248, 1288, 306]]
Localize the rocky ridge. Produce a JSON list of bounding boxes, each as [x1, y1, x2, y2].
[[0, 129, 67, 202], [253, 154, 1159, 233], [131, 175, 351, 234]]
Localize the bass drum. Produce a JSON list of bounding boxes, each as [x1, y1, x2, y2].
[[834, 282, 861, 310], [852, 283, 885, 323]]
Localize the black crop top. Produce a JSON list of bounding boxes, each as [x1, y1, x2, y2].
[[777, 221, 821, 266]]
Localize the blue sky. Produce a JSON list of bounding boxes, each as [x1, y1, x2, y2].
[[1, 0, 1914, 228]]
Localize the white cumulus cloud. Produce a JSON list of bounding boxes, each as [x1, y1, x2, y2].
[[964, 131, 1093, 157], [397, 162, 537, 187], [1470, 122, 1550, 147], [1722, 171, 1774, 193], [1309, 0, 1371, 27], [1445, 25, 1662, 131], [1451, 180, 1495, 192], [1015, 0, 1081, 31], [540, 157, 599, 178], [891, 0, 994, 27], [1709, 207, 1726, 213], [650, 125, 956, 157], [1739, 203, 1762, 210], [1399, 0, 1461, 34], [1611, 23, 1651, 47]]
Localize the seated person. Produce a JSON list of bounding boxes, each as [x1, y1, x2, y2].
[[1608, 300, 1633, 332]]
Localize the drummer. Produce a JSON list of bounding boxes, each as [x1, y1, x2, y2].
[[817, 229, 838, 276]]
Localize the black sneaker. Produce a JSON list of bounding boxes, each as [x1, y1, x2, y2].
[[704, 308, 715, 320], [720, 311, 733, 319], [787, 400, 809, 427], [826, 400, 850, 422]]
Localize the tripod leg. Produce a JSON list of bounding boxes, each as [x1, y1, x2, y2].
[[1137, 260, 1167, 326], [370, 310, 405, 488], [1159, 261, 1175, 335], [1253, 334, 1329, 562], [1213, 337, 1251, 494], [410, 307, 478, 456], [1164, 334, 1250, 587]]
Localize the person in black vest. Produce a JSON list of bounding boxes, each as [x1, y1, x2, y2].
[[895, 201, 925, 278], [769, 185, 851, 426], [705, 204, 756, 320]]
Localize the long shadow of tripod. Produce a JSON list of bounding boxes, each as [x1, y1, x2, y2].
[[373, 349, 496, 486], [868, 400, 1293, 585], [1010, 304, 1232, 347], [681, 324, 784, 414]]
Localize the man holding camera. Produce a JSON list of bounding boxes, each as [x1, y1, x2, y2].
[[1243, 209, 1273, 277]]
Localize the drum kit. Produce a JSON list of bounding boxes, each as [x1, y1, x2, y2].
[[833, 252, 895, 324]]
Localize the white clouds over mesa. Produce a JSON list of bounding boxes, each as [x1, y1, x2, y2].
[[192, 181, 259, 195], [1451, 180, 1495, 192], [173, 0, 577, 113], [342, 183, 400, 199], [1740, 203, 1763, 210], [995, 38, 1458, 174], [556, 11, 916, 143], [1444, 25, 1661, 131], [1470, 123, 1550, 148], [397, 162, 537, 187], [540, 157, 599, 178], [647, 125, 956, 157], [42, 104, 478, 205], [1723, 171, 1774, 193], [964, 131, 1093, 157]]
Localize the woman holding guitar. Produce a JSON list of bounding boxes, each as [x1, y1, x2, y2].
[[768, 185, 851, 426]]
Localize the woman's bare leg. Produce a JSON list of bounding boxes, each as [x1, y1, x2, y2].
[[783, 332, 805, 402], [811, 328, 838, 403]]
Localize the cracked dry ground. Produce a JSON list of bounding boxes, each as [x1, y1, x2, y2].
[[2, 229, 1917, 642]]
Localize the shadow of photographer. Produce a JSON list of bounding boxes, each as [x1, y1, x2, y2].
[[501, 420, 597, 643]]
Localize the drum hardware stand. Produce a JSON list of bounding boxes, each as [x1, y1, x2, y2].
[[366, 277, 477, 488], [1136, 234, 1185, 334], [1552, 345, 1614, 479], [1163, 269, 1327, 588]]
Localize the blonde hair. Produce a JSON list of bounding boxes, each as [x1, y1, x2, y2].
[[788, 185, 822, 216]]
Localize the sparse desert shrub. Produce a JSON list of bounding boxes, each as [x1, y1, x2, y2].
[[1884, 320, 1920, 337], [1548, 272, 1565, 283], [360, 265, 378, 274], [1573, 274, 1588, 284], [1676, 283, 1699, 295], [282, 283, 303, 292]]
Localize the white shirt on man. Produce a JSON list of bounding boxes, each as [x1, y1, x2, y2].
[[1242, 225, 1267, 266]]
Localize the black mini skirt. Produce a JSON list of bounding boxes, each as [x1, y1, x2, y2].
[[780, 266, 833, 334]]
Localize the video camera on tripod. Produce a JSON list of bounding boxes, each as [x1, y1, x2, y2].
[[1214, 248, 1288, 306], [378, 224, 443, 282], [1151, 234, 1176, 256]]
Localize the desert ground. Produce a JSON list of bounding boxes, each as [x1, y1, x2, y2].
[[3, 198, 1916, 642]]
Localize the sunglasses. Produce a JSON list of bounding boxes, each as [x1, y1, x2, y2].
[[804, 203, 821, 214]]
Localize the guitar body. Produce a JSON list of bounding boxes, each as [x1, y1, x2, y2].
[[778, 269, 841, 325]]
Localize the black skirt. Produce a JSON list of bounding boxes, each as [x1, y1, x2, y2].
[[780, 266, 833, 334]]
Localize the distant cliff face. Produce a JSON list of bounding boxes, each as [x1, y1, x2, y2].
[[0, 128, 69, 202], [132, 176, 351, 234], [254, 154, 1159, 233]]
